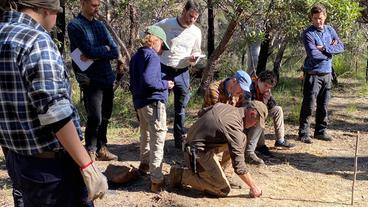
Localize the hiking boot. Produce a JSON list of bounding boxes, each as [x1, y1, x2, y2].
[[227, 176, 243, 189], [275, 139, 296, 148], [169, 166, 183, 188], [314, 133, 332, 141], [138, 163, 149, 175], [88, 151, 97, 162], [255, 145, 272, 156], [245, 154, 265, 165], [97, 146, 118, 161], [151, 180, 165, 193], [299, 136, 313, 144]]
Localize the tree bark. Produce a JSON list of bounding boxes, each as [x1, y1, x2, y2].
[[198, 7, 244, 95], [207, 0, 215, 57], [128, 3, 138, 50], [55, 0, 65, 55], [272, 36, 288, 84], [256, 30, 271, 75]]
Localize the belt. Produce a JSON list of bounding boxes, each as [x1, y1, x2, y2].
[[32, 150, 66, 159], [306, 72, 330, 76]]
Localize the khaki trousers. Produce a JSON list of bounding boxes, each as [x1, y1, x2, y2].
[[137, 101, 167, 183], [182, 145, 231, 197]]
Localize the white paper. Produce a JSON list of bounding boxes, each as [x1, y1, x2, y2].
[[191, 54, 206, 65], [71, 48, 94, 71]]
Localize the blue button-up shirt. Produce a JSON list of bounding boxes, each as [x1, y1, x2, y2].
[[303, 25, 344, 73], [0, 11, 83, 155], [67, 14, 119, 87]]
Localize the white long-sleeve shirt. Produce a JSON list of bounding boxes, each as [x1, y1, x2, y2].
[[156, 17, 202, 69]]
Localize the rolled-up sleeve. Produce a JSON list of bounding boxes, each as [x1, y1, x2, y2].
[[24, 34, 73, 125]]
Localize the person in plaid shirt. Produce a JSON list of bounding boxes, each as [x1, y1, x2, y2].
[[0, 0, 107, 206]]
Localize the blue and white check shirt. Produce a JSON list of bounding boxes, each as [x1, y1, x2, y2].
[[0, 11, 83, 155]]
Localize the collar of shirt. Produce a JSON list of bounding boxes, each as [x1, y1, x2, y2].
[[2, 11, 48, 34]]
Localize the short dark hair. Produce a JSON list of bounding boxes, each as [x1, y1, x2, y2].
[[310, 4, 327, 16], [184, 0, 200, 13], [258, 70, 277, 86]]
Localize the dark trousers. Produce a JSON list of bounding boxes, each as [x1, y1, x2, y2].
[[161, 64, 191, 148], [6, 150, 93, 207], [2, 147, 23, 207], [82, 85, 114, 152], [299, 73, 332, 137]]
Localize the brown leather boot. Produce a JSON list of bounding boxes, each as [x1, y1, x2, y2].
[[151, 180, 165, 193], [97, 146, 118, 161], [138, 163, 149, 175], [169, 166, 183, 188], [245, 153, 265, 165]]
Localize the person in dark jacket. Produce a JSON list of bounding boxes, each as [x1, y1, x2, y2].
[[129, 25, 174, 193], [298, 4, 344, 143], [169, 101, 267, 198], [67, 0, 119, 161]]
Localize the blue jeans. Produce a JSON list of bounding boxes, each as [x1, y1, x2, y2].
[[82, 85, 114, 152], [161, 64, 191, 148], [299, 73, 332, 137], [6, 151, 93, 207]]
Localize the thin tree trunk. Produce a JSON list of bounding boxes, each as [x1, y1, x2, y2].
[[55, 0, 65, 55], [273, 37, 288, 84], [207, 0, 215, 57], [128, 3, 138, 50], [256, 31, 271, 75], [198, 7, 245, 95]]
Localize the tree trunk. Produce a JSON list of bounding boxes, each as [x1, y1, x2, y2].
[[128, 3, 138, 50], [256, 31, 271, 75], [247, 40, 261, 75], [207, 0, 215, 57], [366, 46, 368, 82], [198, 7, 244, 95], [273, 37, 288, 84]]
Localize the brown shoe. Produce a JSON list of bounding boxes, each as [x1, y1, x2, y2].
[[88, 151, 97, 162], [169, 166, 183, 188], [97, 146, 118, 161], [138, 163, 149, 175], [245, 153, 265, 165], [151, 180, 165, 193]]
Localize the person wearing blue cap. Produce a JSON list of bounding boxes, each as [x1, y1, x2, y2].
[[202, 70, 252, 109], [245, 70, 296, 165], [129, 25, 174, 193]]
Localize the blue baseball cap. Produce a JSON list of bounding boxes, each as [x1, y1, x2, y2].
[[235, 70, 251, 92]]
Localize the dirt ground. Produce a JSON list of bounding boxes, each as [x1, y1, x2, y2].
[[0, 79, 367, 207]]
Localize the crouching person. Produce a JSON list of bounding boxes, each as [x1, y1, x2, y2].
[[129, 25, 174, 193], [170, 101, 267, 197]]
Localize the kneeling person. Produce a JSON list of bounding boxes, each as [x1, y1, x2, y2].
[[170, 101, 267, 197]]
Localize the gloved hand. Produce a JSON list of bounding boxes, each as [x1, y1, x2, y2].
[[80, 162, 108, 201]]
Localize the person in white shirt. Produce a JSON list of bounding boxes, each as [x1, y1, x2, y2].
[[156, 0, 202, 149]]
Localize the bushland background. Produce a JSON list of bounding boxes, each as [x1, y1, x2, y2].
[[1, 0, 368, 206]]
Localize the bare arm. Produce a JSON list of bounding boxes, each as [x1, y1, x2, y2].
[[56, 120, 91, 167], [238, 172, 262, 198]]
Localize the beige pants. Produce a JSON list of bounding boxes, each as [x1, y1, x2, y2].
[[182, 145, 231, 197], [137, 101, 167, 183]]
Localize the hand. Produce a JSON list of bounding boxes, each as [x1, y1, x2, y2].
[[167, 80, 175, 89], [80, 162, 109, 201], [316, 45, 325, 51], [80, 54, 91, 62], [249, 186, 262, 198]]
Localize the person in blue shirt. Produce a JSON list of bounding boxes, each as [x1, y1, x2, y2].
[[298, 4, 344, 144], [129, 25, 174, 193], [68, 0, 119, 161]]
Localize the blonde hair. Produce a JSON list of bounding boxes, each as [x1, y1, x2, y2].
[[142, 34, 161, 48]]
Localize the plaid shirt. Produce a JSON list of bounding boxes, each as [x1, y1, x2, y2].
[[0, 11, 83, 155], [203, 78, 244, 108], [67, 14, 119, 87]]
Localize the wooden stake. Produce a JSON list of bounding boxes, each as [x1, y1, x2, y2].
[[351, 131, 359, 205]]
